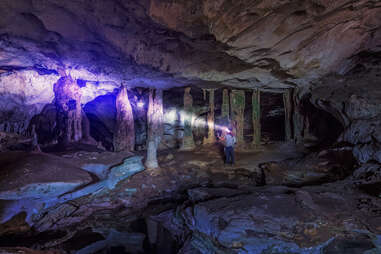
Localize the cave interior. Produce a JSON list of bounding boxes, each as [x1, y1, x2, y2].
[[0, 0, 381, 253]]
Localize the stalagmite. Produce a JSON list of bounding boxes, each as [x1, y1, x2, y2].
[[221, 89, 230, 121], [203, 89, 216, 144], [230, 90, 245, 147], [31, 124, 41, 152], [145, 88, 163, 169], [180, 87, 195, 150], [113, 86, 135, 152], [283, 89, 293, 141], [252, 89, 261, 146], [81, 110, 96, 145], [53, 75, 82, 144]]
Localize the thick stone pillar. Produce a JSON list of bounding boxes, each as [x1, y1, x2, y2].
[[181, 87, 195, 150], [221, 88, 229, 121], [145, 88, 163, 169], [114, 86, 135, 152], [283, 89, 293, 141], [53, 75, 82, 143], [230, 90, 245, 147], [203, 89, 216, 144], [252, 89, 261, 146]]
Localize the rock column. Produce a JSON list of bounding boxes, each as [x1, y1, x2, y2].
[[283, 89, 293, 141], [145, 88, 163, 169], [221, 88, 230, 121], [203, 89, 216, 144], [114, 86, 135, 152], [230, 90, 245, 147], [180, 87, 195, 150], [53, 75, 82, 144], [252, 89, 261, 146]]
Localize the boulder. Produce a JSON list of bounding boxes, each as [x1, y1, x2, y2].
[[352, 163, 381, 196], [0, 152, 93, 200], [262, 148, 356, 187]]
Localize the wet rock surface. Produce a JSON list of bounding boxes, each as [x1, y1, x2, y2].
[[0, 145, 379, 253]]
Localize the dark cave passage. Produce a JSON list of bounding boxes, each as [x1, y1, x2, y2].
[[260, 92, 285, 143]]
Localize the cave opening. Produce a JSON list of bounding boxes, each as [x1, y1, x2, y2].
[[299, 95, 344, 149]]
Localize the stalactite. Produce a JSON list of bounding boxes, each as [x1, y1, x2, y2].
[[221, 88, 230, 121], [203, 89, 216, 144], [230, 90, 245, 147], [252, 89, 261, 146], [180, 87, 195, 150], [113, 86, 135, 152], [145, 88, 163, 169], [53, 75, 82, 144], [283, 89, 293, 141]]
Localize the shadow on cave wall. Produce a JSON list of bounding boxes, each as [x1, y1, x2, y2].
[[83, 94, 116, 151]]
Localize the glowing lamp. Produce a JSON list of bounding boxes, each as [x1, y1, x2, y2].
[[137, 101, 144, 108]]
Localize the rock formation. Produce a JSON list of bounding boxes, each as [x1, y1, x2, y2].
[[113, 86, 135, 152], [252, 89, 261, 146], [145, 89, 164, 169], [53, 75, 82, 144], [203, 89, 216, 144], [180, 87, 195, 150], [221, 89, 230, 121], [230, 90, 245, 147]]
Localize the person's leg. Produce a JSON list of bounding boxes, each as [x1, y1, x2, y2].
[[224, 147, 228, 164], [226, 147, 232, 164], [231, 147, 235, 165]]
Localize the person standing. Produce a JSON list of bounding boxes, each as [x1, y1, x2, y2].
[[219, 127, 236, 165]]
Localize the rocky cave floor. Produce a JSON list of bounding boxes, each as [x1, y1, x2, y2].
[[0, 141, 381, 254]]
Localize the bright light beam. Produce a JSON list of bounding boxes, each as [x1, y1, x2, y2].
[[164, 108, 229, 133]]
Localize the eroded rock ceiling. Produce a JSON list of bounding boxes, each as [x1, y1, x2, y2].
[[0, 0, 380, 130], [1, 0, 380, 89]]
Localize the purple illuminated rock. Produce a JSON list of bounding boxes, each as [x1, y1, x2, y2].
[[113, 86, 135, 152], [53, 75, 83, 143]]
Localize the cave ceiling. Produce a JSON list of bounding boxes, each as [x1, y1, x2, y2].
[[0, 0, 380, 91]]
